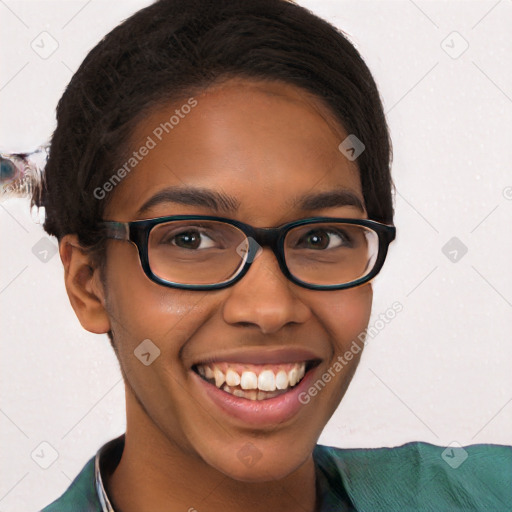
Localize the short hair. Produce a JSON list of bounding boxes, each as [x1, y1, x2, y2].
[[35, 0, 393, 265]]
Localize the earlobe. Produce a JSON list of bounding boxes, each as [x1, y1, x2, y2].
[[59, 234, 111, 335]]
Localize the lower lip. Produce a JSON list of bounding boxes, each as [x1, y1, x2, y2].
[[190, 365, 318, 427]]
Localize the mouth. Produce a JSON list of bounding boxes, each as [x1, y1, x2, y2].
[[189, 347, 325, 426], [192, 360, 320, 401]]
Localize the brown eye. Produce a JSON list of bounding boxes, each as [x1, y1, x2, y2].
[[159, 228, 217, 250], [296, 229, 350, 250], [173, 231, 202, 249]]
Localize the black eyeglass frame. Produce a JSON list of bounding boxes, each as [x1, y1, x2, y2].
[[100, 215, 396, 291]]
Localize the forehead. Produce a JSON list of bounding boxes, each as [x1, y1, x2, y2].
[[105, 78, 362, 221]]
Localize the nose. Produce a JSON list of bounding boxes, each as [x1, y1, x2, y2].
[[222, 248, 312, 334]]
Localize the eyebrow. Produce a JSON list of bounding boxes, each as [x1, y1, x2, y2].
[[136, 186, 240, 216], [135, 185, 365, 217]]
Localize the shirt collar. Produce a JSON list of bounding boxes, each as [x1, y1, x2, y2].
[[94, 435, 124, 512]]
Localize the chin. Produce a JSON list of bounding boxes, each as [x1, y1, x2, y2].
[[201, 440, 313, 483]]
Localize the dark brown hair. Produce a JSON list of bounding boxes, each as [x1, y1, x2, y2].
[[35, 0, 393, 263]]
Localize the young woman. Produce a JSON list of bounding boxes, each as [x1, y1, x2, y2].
[[33, 0, 510, 510]]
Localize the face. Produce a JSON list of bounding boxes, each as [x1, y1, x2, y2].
[[100, 77, 372, 481]]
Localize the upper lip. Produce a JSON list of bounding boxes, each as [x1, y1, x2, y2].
[[190, 346, 324, 368]]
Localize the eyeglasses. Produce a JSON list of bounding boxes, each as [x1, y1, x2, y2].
[[100, 215, 396, 291]]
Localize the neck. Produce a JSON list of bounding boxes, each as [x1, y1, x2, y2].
[[107, 396, 319, 512]]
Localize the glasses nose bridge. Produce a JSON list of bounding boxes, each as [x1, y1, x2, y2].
[[242, 226, 286, 268], [249, 226, 282, 254]]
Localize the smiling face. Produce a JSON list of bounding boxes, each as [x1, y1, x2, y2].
[[98, 77, 372, 482]]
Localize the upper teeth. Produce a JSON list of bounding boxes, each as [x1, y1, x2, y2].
[[197, 362, 306, 391]]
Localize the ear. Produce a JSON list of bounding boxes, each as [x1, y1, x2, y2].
[[59, 234, 111, 335]]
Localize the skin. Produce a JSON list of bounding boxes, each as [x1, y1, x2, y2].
[[60, 77, 373, 512]]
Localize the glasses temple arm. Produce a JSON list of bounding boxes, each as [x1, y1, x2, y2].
[[101, 221, 130, 241]]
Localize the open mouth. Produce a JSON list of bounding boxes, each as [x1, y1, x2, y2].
[[192, 360, 319, 401]]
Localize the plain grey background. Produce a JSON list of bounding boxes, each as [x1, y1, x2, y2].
[[1, 1, 511, 510]]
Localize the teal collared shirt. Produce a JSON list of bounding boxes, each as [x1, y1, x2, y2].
[[42, 436, 512, 511]]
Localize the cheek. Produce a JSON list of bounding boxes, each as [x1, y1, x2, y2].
[[103, 244, 212, 354], [312, 284, 373, 352]]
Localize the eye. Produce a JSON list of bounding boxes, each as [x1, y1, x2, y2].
[[0, 156, 24, 190], [166, 229, 216, 250], [0, 158, 17, 182], [296, 228, 351, 250]]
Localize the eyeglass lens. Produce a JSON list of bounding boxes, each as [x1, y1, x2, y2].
[[148, 220, 379, 286]]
